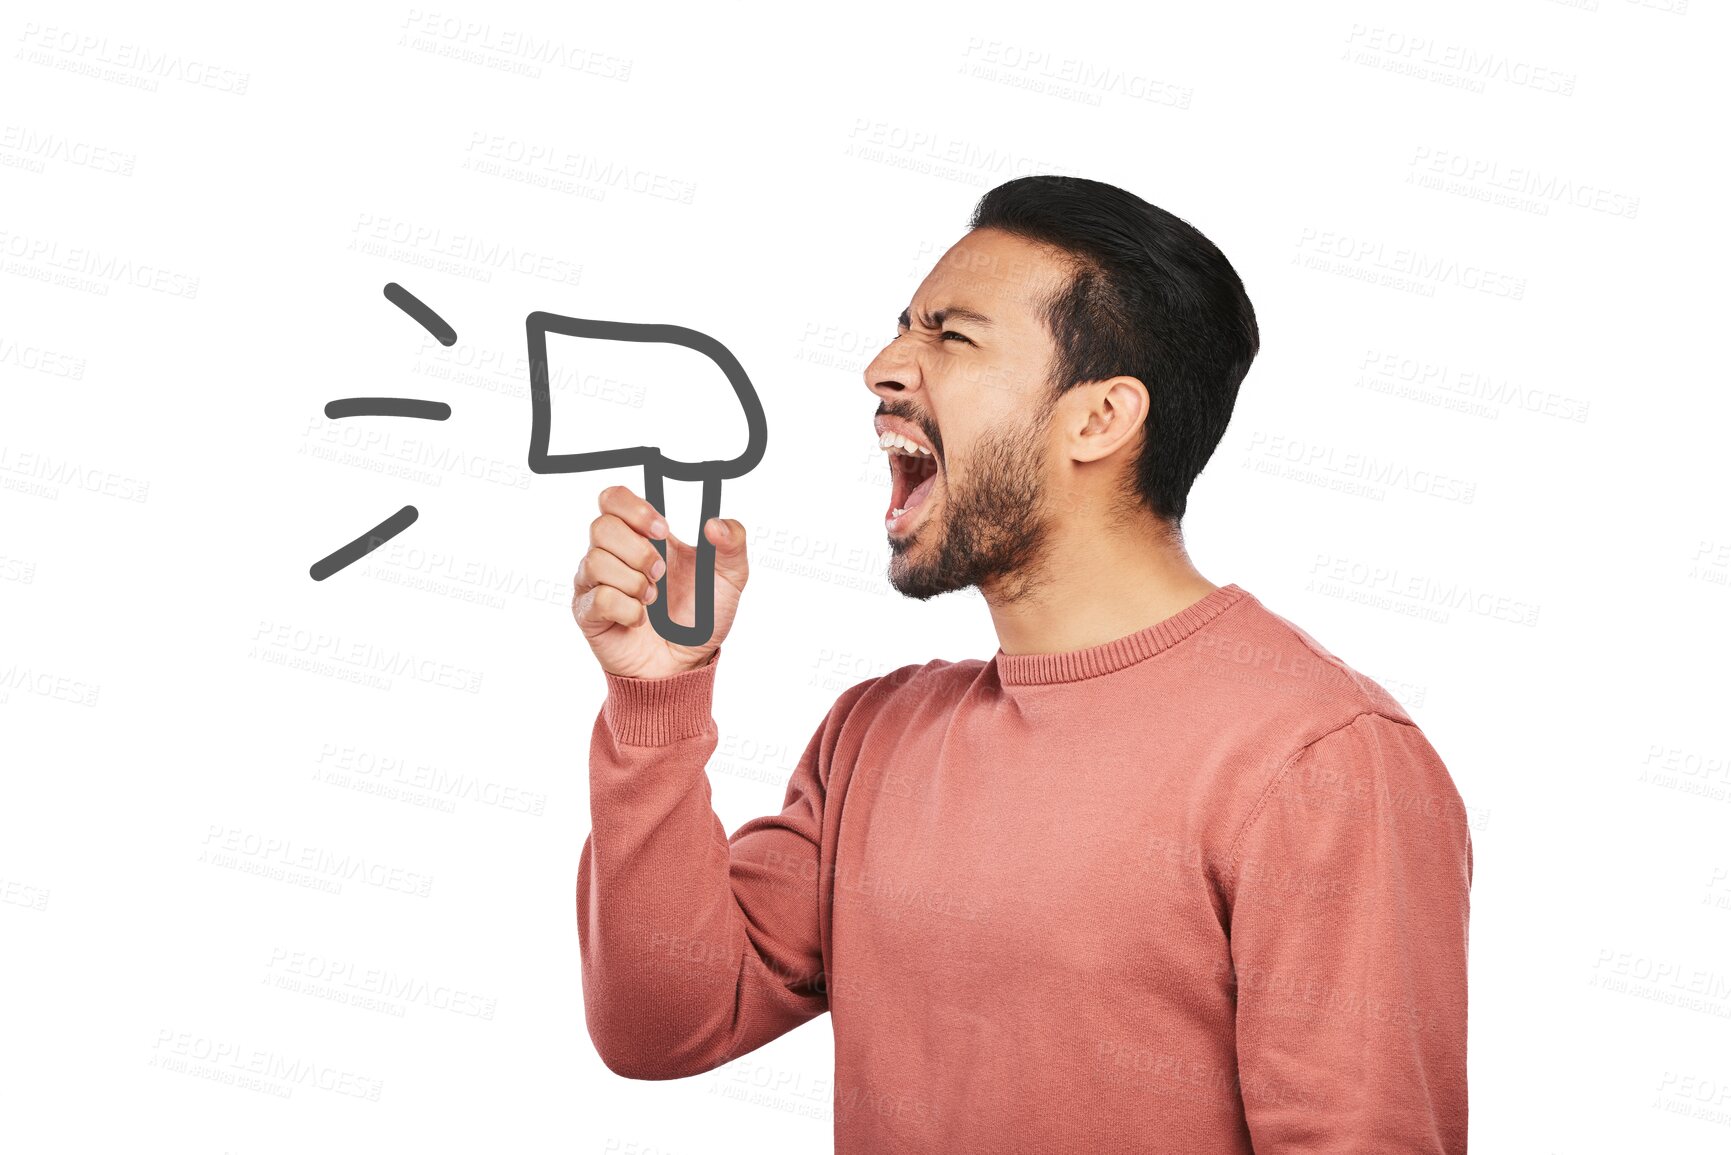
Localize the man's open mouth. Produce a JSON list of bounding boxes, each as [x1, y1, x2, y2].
[[888, 448, 939, 528]]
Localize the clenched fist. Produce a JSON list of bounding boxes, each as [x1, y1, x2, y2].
[[572, 485, 749, 680]]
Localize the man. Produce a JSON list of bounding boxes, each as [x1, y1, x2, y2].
[[572, 175, 1471, 1153]]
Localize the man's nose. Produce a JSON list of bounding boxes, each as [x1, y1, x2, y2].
[[864, 337, 922, 401]]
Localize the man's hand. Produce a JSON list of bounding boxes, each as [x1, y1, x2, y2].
[[572, 485, 749, 679]]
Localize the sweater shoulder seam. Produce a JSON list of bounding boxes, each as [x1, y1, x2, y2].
[[1222, 709, 1410, 881], [1246, 604, 1415, 723]]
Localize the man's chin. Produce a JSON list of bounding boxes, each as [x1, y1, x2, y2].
[[888, 559, 969, 602]]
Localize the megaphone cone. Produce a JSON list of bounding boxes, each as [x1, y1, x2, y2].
[[524, 310, 766, 649]]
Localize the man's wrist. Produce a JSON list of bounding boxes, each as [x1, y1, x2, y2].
[[602, 654, 719, 745]]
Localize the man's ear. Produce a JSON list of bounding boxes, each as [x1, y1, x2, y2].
[[1072, 376, 1148, 464]]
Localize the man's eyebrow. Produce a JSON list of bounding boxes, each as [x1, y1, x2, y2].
[[897, 305, 995, 330]]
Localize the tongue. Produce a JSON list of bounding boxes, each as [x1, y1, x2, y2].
[[903, 471, 936, 512]]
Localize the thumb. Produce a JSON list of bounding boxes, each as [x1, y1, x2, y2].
[[704, 517, 749, 587]]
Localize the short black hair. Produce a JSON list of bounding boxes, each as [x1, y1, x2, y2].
[[968, 175, 1259, 525]]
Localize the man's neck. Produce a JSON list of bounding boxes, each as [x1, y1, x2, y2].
[[983, 519, 1218, 658]]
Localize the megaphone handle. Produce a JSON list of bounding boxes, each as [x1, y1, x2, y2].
[[643, 467, 723, 649]]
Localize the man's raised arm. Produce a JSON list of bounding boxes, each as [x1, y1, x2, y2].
[[578, 645, 874, 1080]]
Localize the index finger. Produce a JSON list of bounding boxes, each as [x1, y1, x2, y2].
[[598, 485, 669, 540]]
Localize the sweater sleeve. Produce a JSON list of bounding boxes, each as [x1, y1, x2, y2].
[[577, 644, 872, 1080], [1223, 712, 1472, 1153]]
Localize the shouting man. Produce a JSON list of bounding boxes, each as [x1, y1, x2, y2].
[[572, 174, 1472, 1154]]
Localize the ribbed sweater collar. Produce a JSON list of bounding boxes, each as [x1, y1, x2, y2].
[[991, 583, 1249, 686]]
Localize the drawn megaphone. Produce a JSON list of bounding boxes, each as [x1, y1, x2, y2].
[[525, 312, 767, 648]]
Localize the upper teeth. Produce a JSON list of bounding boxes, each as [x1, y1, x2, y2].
[[878, 431, 932, 456]]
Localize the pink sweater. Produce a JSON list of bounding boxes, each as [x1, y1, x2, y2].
[[578, 583, 1471, 1153]]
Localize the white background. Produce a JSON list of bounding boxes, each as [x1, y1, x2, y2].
[[3, 1, 1728, 1151]]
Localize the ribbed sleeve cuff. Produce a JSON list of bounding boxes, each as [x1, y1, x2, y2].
[[600, 647, 721, 746]]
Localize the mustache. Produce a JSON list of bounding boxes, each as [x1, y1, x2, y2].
[[878, 408, 942, 461]]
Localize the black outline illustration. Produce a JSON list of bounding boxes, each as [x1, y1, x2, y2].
[[323, 398, 452, 421], [526, 312, 767, 648], [383, 282, 457, 347], [307, 288, 768, 645], [308, 283, 455, 581], [310, 506, 420, 581]]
